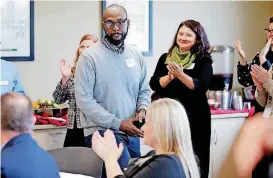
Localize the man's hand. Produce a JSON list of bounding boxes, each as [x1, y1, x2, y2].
[[136, 109, 146, 122], [119, 118, 144, 138]]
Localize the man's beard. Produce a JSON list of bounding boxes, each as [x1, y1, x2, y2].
[[105, 31, 128, 46]]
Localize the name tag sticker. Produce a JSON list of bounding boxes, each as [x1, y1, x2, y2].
[[0, 81, 8, 86], [187, 63, 195, 69], [125, 58, 136, 68]]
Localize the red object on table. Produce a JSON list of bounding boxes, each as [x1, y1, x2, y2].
[[34, 114, 67, 126], [210, 106, 255, 117]]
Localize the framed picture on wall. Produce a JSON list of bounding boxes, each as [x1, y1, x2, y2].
[[0, 0, 34, 61], [102, 0, 153, 56]]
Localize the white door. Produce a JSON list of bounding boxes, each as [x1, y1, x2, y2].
[[211, 117, 245, 178]]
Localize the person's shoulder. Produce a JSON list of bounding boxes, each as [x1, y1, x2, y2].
[[125, 44, 143, 58], [146, 154, 183, 170], [160, 53, 168, 59], [81, 42, 103, 58], [153, 154, 182, 164], [125, 44, 139, 52], [196, 52, 212, 64], [155, 53, 168, 64], [148, 154, 186, 176], [2, 136, 59, 175], [2, 148, 59, 178], [2, 134, 53, 161], [144, 150, 156, 157], [78, 42, 104, 65]]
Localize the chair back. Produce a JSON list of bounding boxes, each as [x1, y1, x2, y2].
[[49, 147, 103, 178]]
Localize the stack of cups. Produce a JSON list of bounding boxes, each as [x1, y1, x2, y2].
[[236, 96, 243, 110], [232, 91, 243, 110]]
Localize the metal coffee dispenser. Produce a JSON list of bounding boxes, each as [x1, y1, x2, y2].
[[208, 45, 235, 91]]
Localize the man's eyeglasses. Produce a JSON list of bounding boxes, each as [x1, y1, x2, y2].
[[265, 28, 273, 35], [103, 18, 127, 29]]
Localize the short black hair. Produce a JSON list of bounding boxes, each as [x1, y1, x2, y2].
[[270, 16, 273, 23]]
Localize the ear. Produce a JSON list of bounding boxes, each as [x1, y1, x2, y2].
[[102, 21, 106, 30], [127, 19, 130, 28]]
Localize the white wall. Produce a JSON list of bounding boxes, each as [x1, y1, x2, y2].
[[13, 1, 273, 101], [15, 1, 101, 100]]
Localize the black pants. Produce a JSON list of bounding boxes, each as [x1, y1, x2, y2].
[[189, 113, 211, 178], [63, 119, 85, 147]]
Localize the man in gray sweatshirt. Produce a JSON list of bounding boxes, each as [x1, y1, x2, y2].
[[75, 4, 151, 169]]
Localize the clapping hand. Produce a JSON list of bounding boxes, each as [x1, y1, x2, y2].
[[251, 75, 263, 89], [167, 62, 184, 79], [60, 59, 72, 79], [168, 71, 174, 81], [92, 130, 124, 162], [235, 40, 246, 60], [250, 64, 269, 84]]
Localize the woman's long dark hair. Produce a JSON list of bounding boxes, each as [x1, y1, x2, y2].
[[168, 20, 210, 58]]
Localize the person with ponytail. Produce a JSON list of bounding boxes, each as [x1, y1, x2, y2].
[[53, 34, 98, 147], [92, 98, 200, 178]]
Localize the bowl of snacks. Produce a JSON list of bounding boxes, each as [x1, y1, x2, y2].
[[33, 99, 68, 117]]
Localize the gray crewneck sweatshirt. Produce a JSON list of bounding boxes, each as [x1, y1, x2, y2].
[[75, 42, 151, 136]]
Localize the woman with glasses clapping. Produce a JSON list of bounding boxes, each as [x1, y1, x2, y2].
[[236, 16, 273, 113]]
